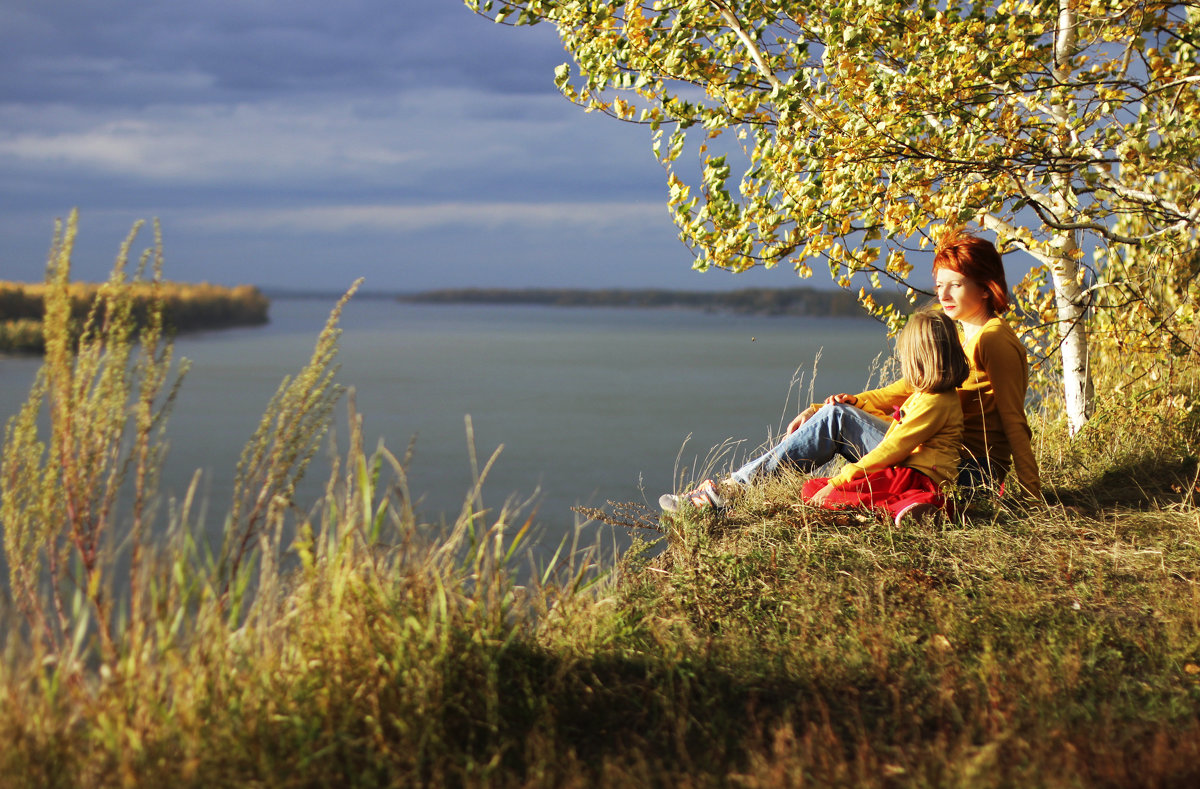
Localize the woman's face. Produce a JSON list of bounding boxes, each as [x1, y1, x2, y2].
[[935, 267, 992, 325]]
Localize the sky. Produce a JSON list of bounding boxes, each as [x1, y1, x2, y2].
[[0, 0, 827, 294]]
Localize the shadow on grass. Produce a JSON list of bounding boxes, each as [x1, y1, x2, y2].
[[450, 632, 1200, 787], [1050, 454, 1200, 512]]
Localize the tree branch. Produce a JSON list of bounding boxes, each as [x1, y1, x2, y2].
[[709, 1, 782, 91]]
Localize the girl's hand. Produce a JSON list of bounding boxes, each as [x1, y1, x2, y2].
[[808, 482, 836, 506], [823, 393, 858, 406], [787, 404, 820, 434]]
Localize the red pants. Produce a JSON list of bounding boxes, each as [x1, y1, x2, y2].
[[801, 466, 946, 522]]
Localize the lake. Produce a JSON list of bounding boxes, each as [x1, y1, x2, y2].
[[0, 297, 894, 549]]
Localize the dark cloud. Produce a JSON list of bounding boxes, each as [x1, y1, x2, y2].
[[0, 1, 783, 293], [0, 1, 566, 105]]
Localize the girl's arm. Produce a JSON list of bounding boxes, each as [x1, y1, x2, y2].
[[826, 393, 949, 487], [790, 377, 913, 433], [791, 390, 883, 433], [854, 379, 914, 419]]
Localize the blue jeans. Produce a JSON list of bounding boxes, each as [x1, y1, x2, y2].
[[729, 403, 891, 485]]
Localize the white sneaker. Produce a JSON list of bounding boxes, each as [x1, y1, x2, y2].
[[659, 479, 725, 513], [893, 501, 936, 526]]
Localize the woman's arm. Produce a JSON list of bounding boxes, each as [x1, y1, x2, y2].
[[978, 330, 1042, 498]]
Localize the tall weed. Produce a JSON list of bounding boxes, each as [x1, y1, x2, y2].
[[2, 212, 186, 661]]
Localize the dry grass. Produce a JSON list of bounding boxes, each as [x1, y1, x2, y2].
[[2, 215, 1200, 786]]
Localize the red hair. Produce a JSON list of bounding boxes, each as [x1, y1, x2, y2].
[[932, 233, 1010, 314]]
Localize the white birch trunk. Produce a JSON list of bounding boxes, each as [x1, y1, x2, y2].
[[1048, 237, 1095, 433], [1050, 0, 1096, 433]]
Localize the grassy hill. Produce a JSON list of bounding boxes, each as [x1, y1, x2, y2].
[[2, 241, 1199, 784], [3, 354, 1199, 785]]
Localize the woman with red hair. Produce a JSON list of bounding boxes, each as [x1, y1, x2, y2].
[[928, 233, 1040, 497], [848, 232, 1041, 498], [661, 231, 1041, 514]]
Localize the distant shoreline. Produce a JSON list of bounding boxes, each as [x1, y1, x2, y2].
[[391, 286, 909, 318], [0, 281, 269, 355]]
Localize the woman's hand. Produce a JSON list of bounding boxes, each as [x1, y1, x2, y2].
[[787, 404, 821, 434], [808, 482, 836, 506], [823, 393, 858, 406]]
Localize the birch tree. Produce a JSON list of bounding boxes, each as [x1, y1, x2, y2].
[[470, 0, 1200, 432]]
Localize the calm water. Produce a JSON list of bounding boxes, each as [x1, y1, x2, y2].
[[0, 298, 892, 547]]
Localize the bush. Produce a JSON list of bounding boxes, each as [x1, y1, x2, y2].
[[0, 319, 44, 354]]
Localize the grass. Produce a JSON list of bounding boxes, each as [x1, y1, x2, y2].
[[2, 216, 1200, 786]]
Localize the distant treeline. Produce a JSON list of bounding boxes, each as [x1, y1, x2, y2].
[[398, 286, 910, 317], [0, 281, 269, 354]]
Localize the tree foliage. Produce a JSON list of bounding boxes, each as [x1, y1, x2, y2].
[[470, 0, 1200, 431]]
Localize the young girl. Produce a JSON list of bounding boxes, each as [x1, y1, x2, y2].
[[801, 309, 970, 525]]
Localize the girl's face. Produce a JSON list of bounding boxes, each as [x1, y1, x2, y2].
[[935, 267, 992, 326]]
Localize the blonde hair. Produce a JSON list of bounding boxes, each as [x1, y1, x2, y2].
[[897, 310, 971, 393]]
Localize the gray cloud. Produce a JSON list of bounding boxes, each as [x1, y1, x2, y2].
[[1, 1, 567, 104], [0, 1, 789, 292]]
